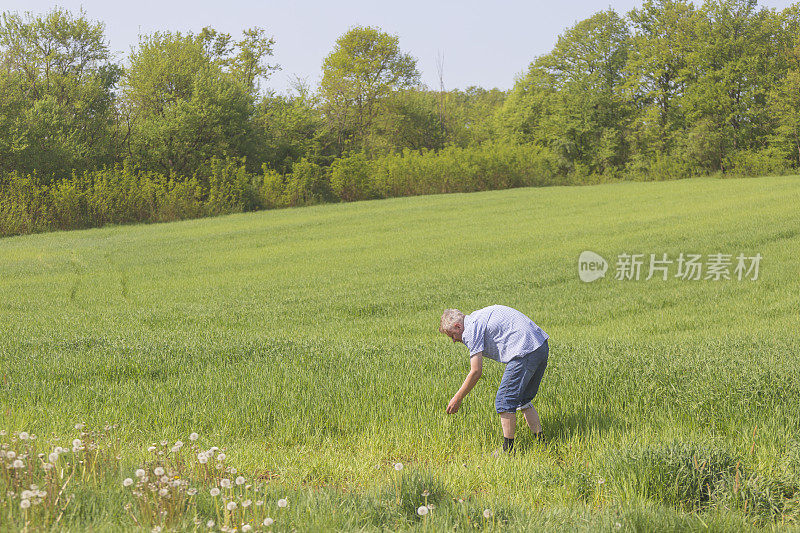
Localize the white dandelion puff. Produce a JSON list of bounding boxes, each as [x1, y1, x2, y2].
[[189, 432, 199, 441], [242, 499, 252, 508], [394, 463, 403, 471], [20, 499, 31, 509], [263, 518, 274, 526], [123, 478, 133, 487], [159, 488, 169, 497], [154, 467, 165, 476], [210, 488, 221, 497], [277, 498, 288, 508], [235, 476, 245, 485], [72, 439, 82, 448], [220, 478, 232, 489], [19, 432, 29, 440], [242, 525, 252, 532], [135, 469, 146, 478], [483, 509, 492, 518], [207, 520, 215, 527], [48, 452, 59, 463], [148, 446, 156, 453], [13, 459, 24, 469], [417, 505, 428, 516], [217, 453, 226, 461], [226, 501, 237, 511]]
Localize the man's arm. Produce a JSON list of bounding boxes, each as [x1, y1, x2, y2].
[[446, 353, 483, 414]]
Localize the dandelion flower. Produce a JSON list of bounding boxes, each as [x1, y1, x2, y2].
[[20, 499, 31, 509], [256, 500, 263, 506], [6, 451, 16, 459], [154, 467, 165, 476], [207, 520, 215, 527], [417, 506, 428, 516], [277, 498, 288, 508], [72, 439, 82, 448], [48, 452, 59, 463], [235, 476, 245, 485], [217, 453, 226, 461], [159, 488, 169, 497], [483, 509, 492, 519], [43, 463, 53, 471], [152, 527, 162, 533], [74, 423, 85, 431], [170, 445, 180, 453], [263, 518, 274, 527], [175, 440, 183, 448], [148, 446, 156, 453], [19, 432, 29, 440], [210, 488, 221, 497], [242, 525, 252, 532], [189, 432, 199, 441], [123, 478, 133, 487], [394, 463, 403, 471], [187, 488, 198, 496], [242, 499, 252, 507], [21, 490, 34, 499], [160, 440, 168, 446], [226, 501, 237, 511], [13, 460, 24, 469], [135, 469, 146, 478], [220, 478, 232, 489]]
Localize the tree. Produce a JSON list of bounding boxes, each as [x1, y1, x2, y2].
[[0, 8, 120, 181], [319, 26, 420, 154]]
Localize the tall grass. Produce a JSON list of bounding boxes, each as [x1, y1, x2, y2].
[[1, 176, 799, 530]]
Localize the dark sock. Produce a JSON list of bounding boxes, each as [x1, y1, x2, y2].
[[503, 437, 514, 452]]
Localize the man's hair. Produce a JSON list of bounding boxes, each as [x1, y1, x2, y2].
[[440, 308, 465, 333]]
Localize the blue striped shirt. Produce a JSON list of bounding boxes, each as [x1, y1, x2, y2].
[[462, 305, 549, 363]]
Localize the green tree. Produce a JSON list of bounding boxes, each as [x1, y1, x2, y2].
[[0, 8, 120, 181], [319, 26, 420, 154]]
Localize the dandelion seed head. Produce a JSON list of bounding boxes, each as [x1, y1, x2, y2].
[[72, 439, 82, 448], [242, 499, 252, 507], [123, 478, 133, 487], [263, 518, 273, 526], [242, 525, 252, 532], [277, 498, 288, 508], [48, 452, 59, 463], [189, 432, 199, 441], [394, 462, 403, 471], [159, 488, 169, 497], [226, 501, 237, 511], [235, 476, 245, 485], [74, 423, 84, 431], [207, 520, 215, 527], [21, 490, 34, 499], [217, 453, 226, 461], [417, 505, 428, 516], [220, 478, 232, 489], [198, 454, 209, 464], [6, 451, 16, 459], [187, 488, 198, 496], [19, 432, 29, 440], [20, 499, 31, 509], [13, 459, 24, 469], [483, 509, 492, 518], [154, 467, 165, 476], [135, 469, 146, 478], [148, 446, 156, 453], [210, 488, 221, 497], [160, 440, 168, 446]]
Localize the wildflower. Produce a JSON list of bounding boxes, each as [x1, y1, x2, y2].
[[242, 525, 252, 532], [13, 459, 24, 469], [189, 432, 199, 441], [263, 518, 274, 526], [123, 478, 133, 487], [210, 488, 221, 497], [217, 453, 226, 461], [235, 476, 245, 485], [21, 490, 34, 499], [6, 451, 15, 459], [242, 499, 252, 507], [226, 501, 237, 511], [198, 453, 209, 464], [19, 432, 29, 440], [135, 469, 146, 478], [148, 446, 156, 453], [229, 467, 237, 474], [152, 527, 162, 533], [187, 488, 198, 496], [220, 478, 232, 489], [48, 452, 59, 463], [43, 463, 53, 470], [161, 476, 169, 483], [154, 467, 165, 476], [483, 509, 492, 518], [277, 498, 288, 508], [207, 520, 215, 527], [417, 506, 428, 516], [160, 440, 168, 446], [394, 462, 403, 471], [174, 440, 183, 448], [0, 430, 6, 436], [75, 423, 84, 431], [54, 446, 64, 454], [72, 439, 82, 448], [20, 499, 31, 509], [170, 445, 180, 453]]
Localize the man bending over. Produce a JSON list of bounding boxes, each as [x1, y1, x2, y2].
[[440, 305, 549, 453]]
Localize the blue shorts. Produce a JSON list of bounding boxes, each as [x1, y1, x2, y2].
[[495, 340, 549, 413]]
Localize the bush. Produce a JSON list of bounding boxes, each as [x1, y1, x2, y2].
[[330, 152, 374, 202]]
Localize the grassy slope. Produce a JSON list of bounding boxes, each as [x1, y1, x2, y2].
[[2, 176, 800, 530]]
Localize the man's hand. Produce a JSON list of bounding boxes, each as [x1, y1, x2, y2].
[[446, 395, 462, 414]]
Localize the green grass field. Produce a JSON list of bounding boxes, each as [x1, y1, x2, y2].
[[2, 176, 800, 531]]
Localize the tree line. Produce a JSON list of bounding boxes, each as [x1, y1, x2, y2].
[[1, 0, 799, 236]]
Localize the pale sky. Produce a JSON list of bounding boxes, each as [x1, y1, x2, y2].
[[2, 0, 796, 95]]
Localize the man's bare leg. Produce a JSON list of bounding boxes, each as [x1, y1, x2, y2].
[[520, 406, 542, 434], [499, 412, 516, 452]]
